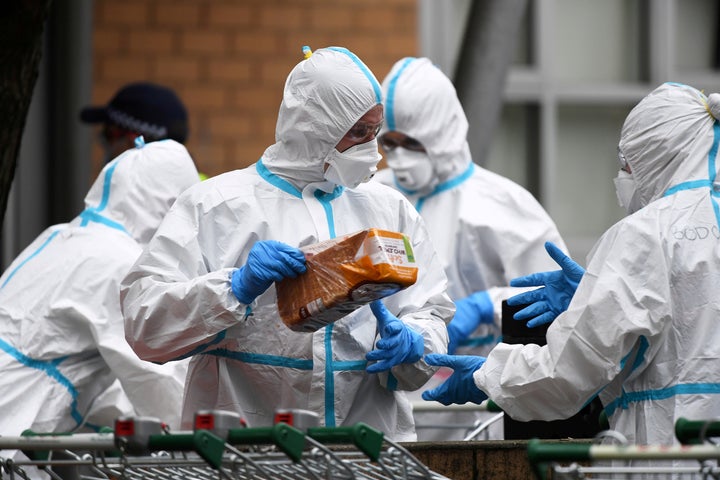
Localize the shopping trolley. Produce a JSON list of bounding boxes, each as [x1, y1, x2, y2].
[[527, 417, 720, 479], [411, 399, 504, 441], [0, 410, 452, 480]]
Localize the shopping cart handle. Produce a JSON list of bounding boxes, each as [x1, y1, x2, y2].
[[18, 430, 117, 461], [226, 423, 306, 462], [675, 417, 720, 445], [144, 430, 225, 469], [306, 423, 384, 461], [486, 400, 503, 412], [526, 439, 592, 480]]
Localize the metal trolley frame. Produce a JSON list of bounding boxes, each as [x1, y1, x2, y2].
[[0, 415, 451, 480], [527, 417, 720, 479]]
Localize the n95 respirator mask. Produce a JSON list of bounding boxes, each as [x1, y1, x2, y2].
[[324, 140, 382, 189]]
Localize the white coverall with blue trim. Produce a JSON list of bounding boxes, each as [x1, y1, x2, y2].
[[121, 48, 453, 441], [0, 140, 198, 438], [374, 57, 567, 440], [476, 82, 720, 445]]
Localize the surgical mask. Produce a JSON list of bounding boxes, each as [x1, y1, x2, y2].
[[613, 170, 642, 214], [324, 139, 382, 189], [385, 148, 435, 193]]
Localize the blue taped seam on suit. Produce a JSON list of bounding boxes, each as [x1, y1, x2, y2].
[[385, 57, 416, 131], [605, 383, 720, 418], [662, 121, 720, 228], [1, 230, 61, 290], [257, 159, 303, 198], [0, 337, 85, 427], [415, 162, 475, 213], [171, 330, 227, 361], [328, 47, 383, 104]]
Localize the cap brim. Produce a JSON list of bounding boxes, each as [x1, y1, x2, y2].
[[79, 106, 108, 124]]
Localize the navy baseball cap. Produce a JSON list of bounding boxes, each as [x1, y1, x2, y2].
[[80, 82, 189, 143]]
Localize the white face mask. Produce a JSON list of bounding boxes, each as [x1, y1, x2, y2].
[[324, 139, 382, 189], [613, 169, 642, 214], [385, 148, 435, 193]]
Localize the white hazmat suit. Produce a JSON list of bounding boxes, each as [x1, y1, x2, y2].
[[0, 139, 198, 439], [476, 82, 720, 445], [121, 47, 453, 441], [374, 57, 567, 440]]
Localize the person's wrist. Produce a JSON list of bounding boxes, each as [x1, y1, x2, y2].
[[230, 267, 254, 304]]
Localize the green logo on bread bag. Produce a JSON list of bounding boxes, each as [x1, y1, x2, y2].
[[402, 235, 415, 263]]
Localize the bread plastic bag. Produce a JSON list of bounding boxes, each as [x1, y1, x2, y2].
[[276, 228, 418, 332]]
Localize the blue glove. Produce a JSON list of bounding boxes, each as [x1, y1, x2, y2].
[[447, 290, 493, 354], [507, 241, 585, 328], [421, 354, 488, 405], [231, 240, 307, 304], [366, 300, 424, 374]]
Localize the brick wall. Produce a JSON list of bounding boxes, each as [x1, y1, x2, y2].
[[90, 0, 418, 178]]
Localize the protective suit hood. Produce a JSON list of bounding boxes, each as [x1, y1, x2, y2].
[[619, 82, 719, 211], [80, 139, 200, 245], [381, 57, 470, 183], [262, 47, 383, 190]]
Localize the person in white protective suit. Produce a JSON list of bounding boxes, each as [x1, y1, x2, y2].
[[373, 57, 568, 440], [0, 139, 198, 441], [422, 82, 720, 446], [120, 46, 453, 441]]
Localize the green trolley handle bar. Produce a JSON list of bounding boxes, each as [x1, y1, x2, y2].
[[147, 424, 307, 466], [225, 423, 306, 462], [527, 439, 592, 480], [305, 423, 384, 461], [486, 400, 503, 413], [15, 429, 117, 462], [675, 417, 720, 445], [527, 438, 720, 480]]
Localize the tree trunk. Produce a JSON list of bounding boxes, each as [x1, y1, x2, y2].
[[0, 0, 53, 228]]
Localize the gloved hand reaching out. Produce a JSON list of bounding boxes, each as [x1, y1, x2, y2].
[[366, 300, 424, 374], [507, 241, 585, 328], [421, 354, 488, 405], [447, 290, 493, 354], [231, 240, 307, 305]]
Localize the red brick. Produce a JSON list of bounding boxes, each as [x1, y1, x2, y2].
[[208, 3, 254, 28], [152, 2, 202, 28], [93, 30, 126, 55], [231, 32, 282, 56], [231, 85, 281, 113], [233, 142, 267, 170], [207, 58, 252, 83], [128, 30, 175, 55], [259, 58, 298, 84], [259, 4, 307, 30], [180, 30, 228, 55], [153, 57, 202, 83], [97, 1, 150, 27], [180, 86, 228, 111], [89, 0, 419, 183], [308, 7, 354, 31], [99, 57, 152, 83]]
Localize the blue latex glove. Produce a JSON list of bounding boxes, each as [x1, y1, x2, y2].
[[421, 354, 488, 405], [231, 240, 307, 304], [366, 300, 424, 374], [447, 290, 493, 354], [507, 241, 585, 328]]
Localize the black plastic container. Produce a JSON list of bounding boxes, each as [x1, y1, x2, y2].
[[500, 300, 604, 440]]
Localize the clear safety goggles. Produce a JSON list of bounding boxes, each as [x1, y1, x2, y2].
[[345, 121, 383, 142], [378, 133, 426, 152]]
